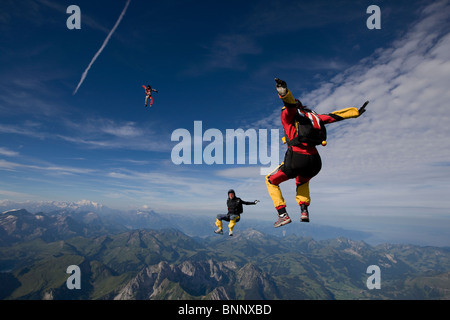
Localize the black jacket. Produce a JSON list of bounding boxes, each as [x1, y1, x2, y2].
[[227, 197, 255, 215]]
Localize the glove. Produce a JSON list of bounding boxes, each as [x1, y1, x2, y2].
[[274, 78, 288, 97], [254, 200, 260, 204], [359, 101, 369, 115]]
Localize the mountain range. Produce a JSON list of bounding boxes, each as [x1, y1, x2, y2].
[[0, 200, 371, 242], [1, 203, 450, 300]]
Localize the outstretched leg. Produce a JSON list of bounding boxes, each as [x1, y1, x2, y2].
[[295, 177, 311, 206], [293, 153, 321, 222], [266, 163, 292, 227], [296, 178, 311, 222]]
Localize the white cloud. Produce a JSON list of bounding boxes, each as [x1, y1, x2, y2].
[[57, 117, 171, 152], [101, 121, 142, 138], [215, 166, 262, 179], [0, 189, 36, 199], [0, 147, 19, 157], [0, 79, 68, 119], [0, 159, 95, 175]]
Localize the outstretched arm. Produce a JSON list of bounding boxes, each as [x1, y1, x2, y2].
[[275, 78, 299, 126], [319, 101, 369, 124], [242, 200, 259, 205], [274, 78, 368, 124], [275, 78, 296, 107]]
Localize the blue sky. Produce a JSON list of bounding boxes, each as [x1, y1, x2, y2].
[[1, 0, 449, 246]]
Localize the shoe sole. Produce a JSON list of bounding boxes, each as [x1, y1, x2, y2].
[[274, 219, 292, 228]]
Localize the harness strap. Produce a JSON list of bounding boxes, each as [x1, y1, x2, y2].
[[282, 109, 326, 146]]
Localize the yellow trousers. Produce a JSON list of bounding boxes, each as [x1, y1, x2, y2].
[[215, 218, 238, 231], [265, 166, 311, 209]]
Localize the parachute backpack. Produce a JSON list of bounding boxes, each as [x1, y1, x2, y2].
[[282, 104, 327, 147]]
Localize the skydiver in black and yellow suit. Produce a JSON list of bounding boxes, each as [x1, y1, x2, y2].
[[215, 189, 259, 236], [266, 78, 368, 228]]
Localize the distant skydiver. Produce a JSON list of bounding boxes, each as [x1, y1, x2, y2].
[[142, 85, 158, 107], [214, 189, 259, 236], [266, 78, 368, 228]]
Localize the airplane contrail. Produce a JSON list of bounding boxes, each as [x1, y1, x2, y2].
[[73, 0, 131, 95]]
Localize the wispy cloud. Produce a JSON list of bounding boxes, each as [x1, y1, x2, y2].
[[103, 165, 263, 214], [0, 189, 36, 199], [0, 159, 95, 176], [0, 115, 169, 153], [0, 75, 69, 119], [0, 147, 19, 157], [57, 117, 171, 152], [0, 123, 48, 139], [73, 0, 131, 95]]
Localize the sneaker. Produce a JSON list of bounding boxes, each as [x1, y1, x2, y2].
[[300, 204, 310, 222], [214, 229, 223, 235], [229, 230, 233, 236], [274, 214, 292, 228]]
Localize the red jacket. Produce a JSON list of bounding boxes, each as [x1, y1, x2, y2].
[[142, 85, 157, 95], [280, 90, 360, 155]]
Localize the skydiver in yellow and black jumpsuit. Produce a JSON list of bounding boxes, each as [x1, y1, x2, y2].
[[266, 78, 368, 228], [215, 189, 259, 236]]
